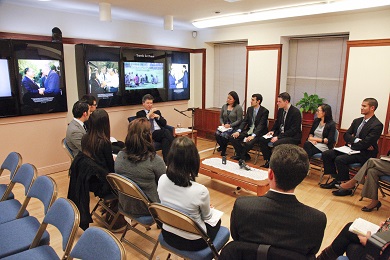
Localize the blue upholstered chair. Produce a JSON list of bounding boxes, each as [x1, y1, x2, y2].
[[0, 175, 57, 258], [62, 138, 74, 161], [69, 226, 126, 260], [148, 203, 230, 260], [0, 163, 37, 224], [0, 152, 22, 201], [106, 173, 158, 259], [1, 198, 80, 260]]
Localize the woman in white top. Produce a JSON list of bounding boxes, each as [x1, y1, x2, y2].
[[157, 136, 221, 251]]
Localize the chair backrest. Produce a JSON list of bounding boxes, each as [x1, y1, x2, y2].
[[69, 226, 126, 260], [1, 163, 36, 202], [0, 152, 22, 179], [62, 138, 74, 160], [106, 173, 152, 206], [25, 175, 57, 215], [127, 116, 136, 123], [334, 129, 339, 148], [30, 198, 80, 259], [148, 202, 220, 257]]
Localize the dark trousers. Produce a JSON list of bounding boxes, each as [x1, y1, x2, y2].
[[230, 133, 260, 160], [303, 141, 323, 158], [331, 222, 367, 259], [162, 220, 221, 251], [216, 134, 230, 156], [152, 128, 174, 162], [259, 136, 300, 161], [322, 149, 369, 181]]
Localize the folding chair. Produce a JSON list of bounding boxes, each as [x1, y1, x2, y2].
[[106, 173, 158, 259], [149, 203, 230, 260], [0, 175, 58, 258], [2, 198, 80, 260], [349, 162, 362, 196], [0, 163, 37, 224], [69, 226, 126, 260], [0, 152, 22, 201], [62, 138, 74, 162]]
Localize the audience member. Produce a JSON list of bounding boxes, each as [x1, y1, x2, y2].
[[215, 91, 243, 156], [115, 118, 165, 217], [317, 217, 390, 260], [304, 104, 336, 158], [230, 93, 268, 170], [80, 94, 97, 113], [320, 98, 383, 190], [230, 144, 326, 256], [136, 94, 174, 163], [65, 101, 90, 156], [258, 92, 302, 168], [157, 137, 222, 251]]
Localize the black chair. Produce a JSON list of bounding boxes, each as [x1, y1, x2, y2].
[[127, 116, 174, 151]]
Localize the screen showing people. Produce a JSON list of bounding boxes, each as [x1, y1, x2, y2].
[[0, 59, 12, 98], [124, 62, 164, 90], [88, 61, 119, 97], [169, 63, 188, 89]]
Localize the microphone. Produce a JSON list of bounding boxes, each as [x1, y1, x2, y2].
[[174, 108, 181, 113], [186, 107, 198, 111]]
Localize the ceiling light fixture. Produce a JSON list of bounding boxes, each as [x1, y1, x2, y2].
[[99, 2, 112, 22], [193, 0, 390, 28]]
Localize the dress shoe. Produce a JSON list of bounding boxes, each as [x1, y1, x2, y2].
[[230, 155, 240, 160], [332, 189, 353, 196], [320, 179, 340, 189], [362, 201, 382, 212], [238, 159, 251, 171], [261, 161, 269, 168]]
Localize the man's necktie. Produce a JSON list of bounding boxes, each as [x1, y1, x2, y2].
[[247, 109, 257, 135], [83, 124, 87, 132], [148, 111, 155, 132], [356, 120, 366, 138]]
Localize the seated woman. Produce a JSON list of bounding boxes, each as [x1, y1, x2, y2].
[[115, 118, 166, 217], [317, 217, 390, 260], [215, 91, 243, 156], [158, 136, 222, 251], [81, 108, 114, 197], [303, 104, 336, 158]]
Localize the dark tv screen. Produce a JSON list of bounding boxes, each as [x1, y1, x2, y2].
[[124, 62, 164, 90], [0, 59, 12, 98]]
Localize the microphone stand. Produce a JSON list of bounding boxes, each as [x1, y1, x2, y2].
[[174, 108, 197, 142]]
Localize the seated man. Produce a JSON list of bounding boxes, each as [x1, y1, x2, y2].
[[230, 93, 269, 170], [258, 92, 302, 168], [65, 101, 90, 156], [136, 94, 174, 163], [230, 144, 327, 257], [320, 98, 383, 190]]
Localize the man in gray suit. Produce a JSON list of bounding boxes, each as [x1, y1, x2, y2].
[[65, 101, 90, 156], [230, 144, 327, 257]]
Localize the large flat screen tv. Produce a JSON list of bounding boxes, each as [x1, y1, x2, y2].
[[167, 51, 190, 101], [0, 59, 12, 98], [124, 62, 164, 90]]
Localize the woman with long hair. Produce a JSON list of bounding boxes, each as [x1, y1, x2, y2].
[[303, 104, 337, 158], [157, 136, 222, 251], [115, 118, 165, 217], [215, 91, 243, 156]]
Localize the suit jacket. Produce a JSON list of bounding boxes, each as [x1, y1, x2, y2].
[[136, 109, 167, 129], [272, 105, 302, 141], [43, 70, 60, 95], [308, 118, 337, 149], [237, 106, 269, 137], [230, 191, 327, 256], [344, 115, 383, 158], [66, 119, 86, 156], [22, 76, 39, 94]]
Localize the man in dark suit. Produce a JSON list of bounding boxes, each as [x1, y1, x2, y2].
[[258, 92, 302, 168], [230, 93, 269, 170], [66, 101, 90, 156], [21, 67, 40, 95], [136, 94, 174, 163], [230, 144, 327, 257], [320, 98, 384, 191], [41, 65, 60, 95]]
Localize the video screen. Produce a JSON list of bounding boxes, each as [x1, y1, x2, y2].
[[17, 59, 66, 114], [88, 61, 119, 100], [0, 59, 12, 98], [124, 62, 164, 90], [169, 63, 189, 89]]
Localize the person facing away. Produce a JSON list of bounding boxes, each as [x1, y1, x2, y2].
[[320, 97, 383, 190], [258, 92, 302, 168], [136, 94, 174, 163], [230, 93, 269, 170], [65, 101, 90, 156], [230, 144, 327, 257], [215, 91, 243, 157], [115, 118, 166, 218], [157, 136, 222, 251]]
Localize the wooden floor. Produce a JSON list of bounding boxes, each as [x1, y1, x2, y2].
[[1, 138, 389, 259]]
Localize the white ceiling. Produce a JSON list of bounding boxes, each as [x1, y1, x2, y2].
[[3, 0, 390, 30]]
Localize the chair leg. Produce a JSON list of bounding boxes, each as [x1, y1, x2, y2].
[[351, 184, 359, 196], [213, 142, 218, 154], [379, 185, 386, 198]]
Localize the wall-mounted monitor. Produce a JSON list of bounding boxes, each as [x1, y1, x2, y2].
[[0, 59, 12, 98], [124, 62, 164, 90], [167, 51, 190, 101]]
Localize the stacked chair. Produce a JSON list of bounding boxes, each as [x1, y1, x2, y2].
[[0, 152, 22, 201]]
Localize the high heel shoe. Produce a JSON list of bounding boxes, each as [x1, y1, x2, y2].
[[361, 201, 382, 212]]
